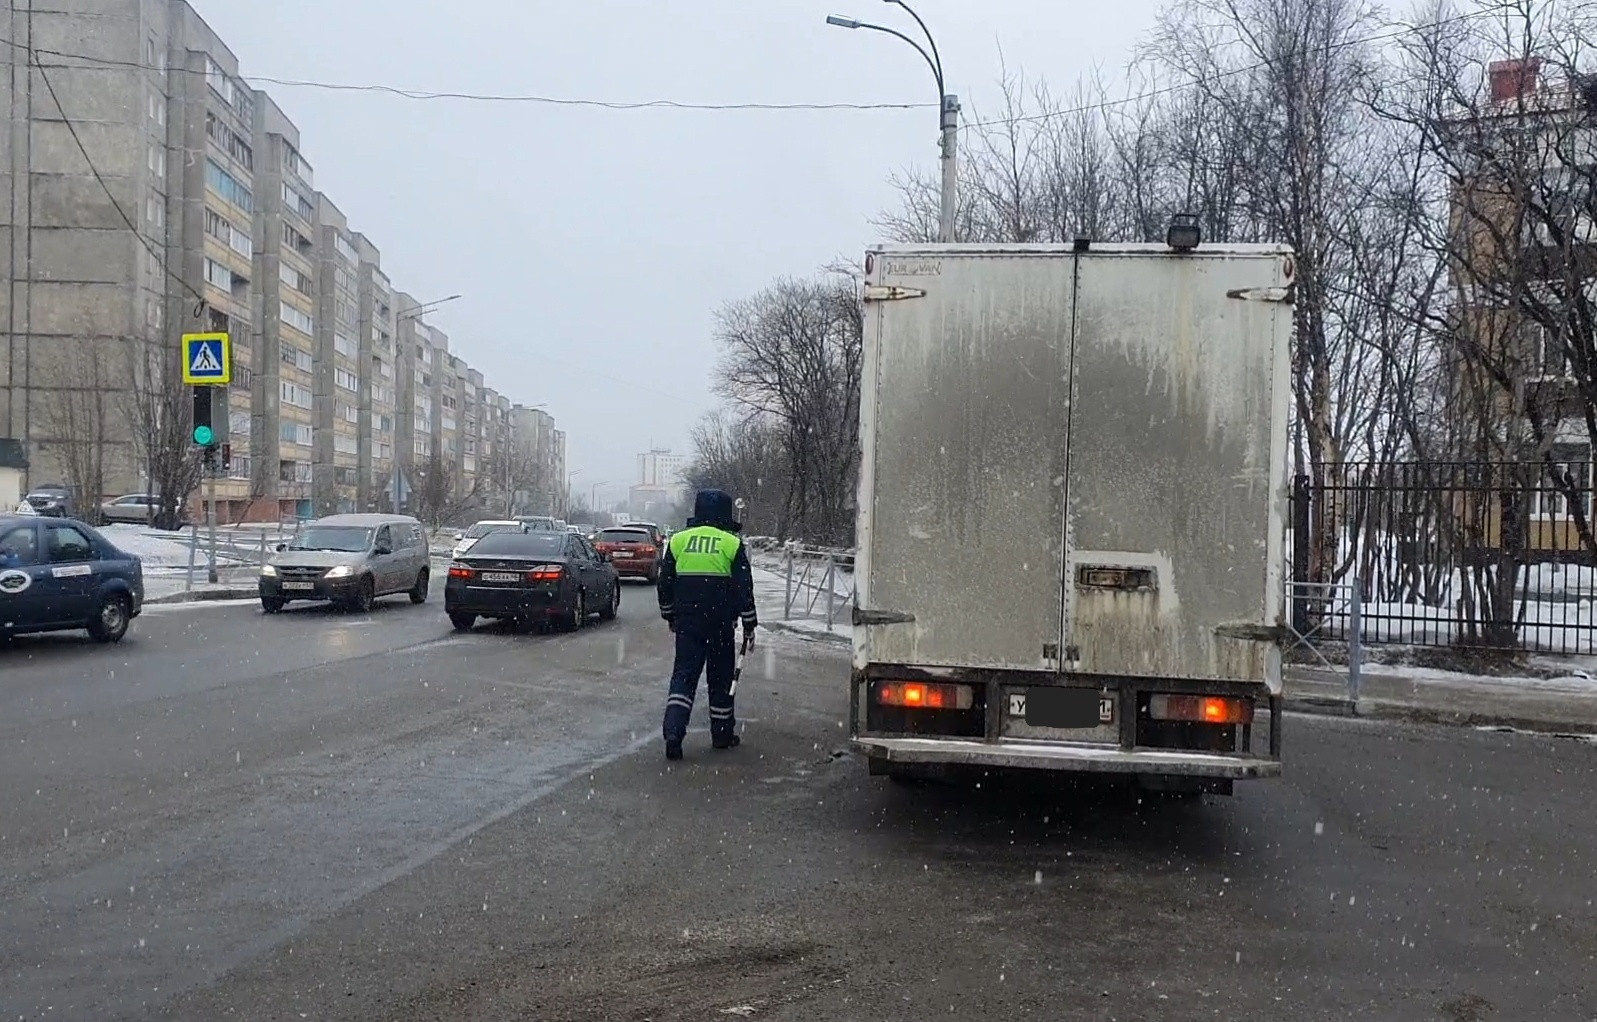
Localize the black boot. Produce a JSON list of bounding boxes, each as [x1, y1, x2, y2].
[[712, 733, 741, 751], [665, 739, 683, 761]]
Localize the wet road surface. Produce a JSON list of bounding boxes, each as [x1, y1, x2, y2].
[[3, 586, 1595, 1020]]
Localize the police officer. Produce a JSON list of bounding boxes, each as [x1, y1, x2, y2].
[[657, 489, 758, 760]]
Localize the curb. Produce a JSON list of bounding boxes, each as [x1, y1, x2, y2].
[[763, 621, 849, 645], [1282, 694, 1597, 737], [145, 587, 258, 606]]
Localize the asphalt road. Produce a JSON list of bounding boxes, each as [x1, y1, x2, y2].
[[2, 585, 1595, 1021]]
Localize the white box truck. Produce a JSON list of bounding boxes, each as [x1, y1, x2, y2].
[[850, 241, 1293, 794]]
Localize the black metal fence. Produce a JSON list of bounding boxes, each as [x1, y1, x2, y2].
[[1293, 461, 1597, 654]]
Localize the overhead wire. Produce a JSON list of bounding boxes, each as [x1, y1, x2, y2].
[[27, 47, 209, 320]]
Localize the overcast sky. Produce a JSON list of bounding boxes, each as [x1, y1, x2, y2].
[[196, 0, 1163, 507]]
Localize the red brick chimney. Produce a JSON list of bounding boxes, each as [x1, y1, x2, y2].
[[1488, 57, 1541, 103]]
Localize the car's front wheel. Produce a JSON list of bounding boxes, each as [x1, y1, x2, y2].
[[409, 569, 430, 604], [345, 576, 375, 613], [599, 582, 620, 622], [87, 593, 131, 643]]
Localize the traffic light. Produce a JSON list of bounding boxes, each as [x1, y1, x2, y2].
[[220, 442, 232, 473], [192, 386, 215, 447]]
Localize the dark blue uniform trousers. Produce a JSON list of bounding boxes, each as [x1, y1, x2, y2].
[[662, 617, 737, 743]]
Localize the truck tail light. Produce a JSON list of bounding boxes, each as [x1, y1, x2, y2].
[[1148, 694, 1252, 725], [876, 681, 974, 711], [447, 563, 474, 579]]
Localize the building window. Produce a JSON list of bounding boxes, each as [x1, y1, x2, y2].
[[148, 92, 165, 126], [336, 298, 356, 329], [374, 357, 392, 379], [339, 402, 359, 424], [334, 333, 357, 359], [283, 144, 314, 187], [334, 434, 358, 456], [202, 258, 233, 291], [279, 302, 315, 336], [279, 421, 313, 446], [278, 262, 311, 295], [283, 224, 312, 254], [373, 385, 394, 406], [376, 442, 392, 461], [414, 435, 432, 457], [282, 181, 316, 222], [145, 193, 164, 227], [205, 111, 253, 170], [280, 345, 314, 372], [279, 461, 313, 483], [335, 367, 358, 393], [377, 415, 394, 434], [280, 381, 313, 409], [442, 416, 457, 432], [229, 410, 251, 436], [1526, 319, 1571, 379], [205, 159, 253, 212], [147, 144, 165, 179], [1532, 447, 1593, 519], [333, 235, 358, 265], [204, 208, 251, 258], [228, 455, 251, 481], [335, 466, 358, 486]]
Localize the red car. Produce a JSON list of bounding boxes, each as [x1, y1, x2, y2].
[[592, 526, 661, 582]]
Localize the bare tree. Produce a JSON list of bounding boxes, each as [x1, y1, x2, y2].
[[711, 269, 863, 545], [483, 440, 549, 518], [123, 337, 204, 531], [43, 372, 109, 524], [687, 410, 791, 537], [412, 451, 485, 528]]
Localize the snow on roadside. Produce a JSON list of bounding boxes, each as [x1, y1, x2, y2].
[[753, 566, 852, 642], [97, 524, 211, 568]]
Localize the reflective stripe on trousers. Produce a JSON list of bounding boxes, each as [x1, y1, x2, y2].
[[662, 618, 737, 743]]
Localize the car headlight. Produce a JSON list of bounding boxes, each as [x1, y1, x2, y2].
[[324, 565, 354, 580], [260, 564, 277, 577]]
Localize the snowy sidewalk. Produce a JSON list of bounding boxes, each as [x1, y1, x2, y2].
[[753, 566, 851, 643], [1285, 664, 1597, 734]]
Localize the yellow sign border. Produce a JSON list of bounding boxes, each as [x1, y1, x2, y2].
[[181, 332, 232, 386]]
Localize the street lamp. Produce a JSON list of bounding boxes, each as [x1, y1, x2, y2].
[[397, 294, 462, 323], [827, 3, 958, 242], [591, 481, 607, 513]]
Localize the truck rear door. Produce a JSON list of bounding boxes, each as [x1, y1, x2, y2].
[[1062, 251, 1290, 685], [858, 253, 1075, 671]]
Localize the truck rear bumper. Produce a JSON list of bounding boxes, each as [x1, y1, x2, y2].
[[853, 736, 1282, 779]]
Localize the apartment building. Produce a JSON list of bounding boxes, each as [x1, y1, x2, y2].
[[354, 234, 397, 511], [0, 0, 559, 523]]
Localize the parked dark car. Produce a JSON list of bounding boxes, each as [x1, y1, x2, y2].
[[23, 484, 73, 518], [444, 529, 619, 632], [0, 514, 143, 642]]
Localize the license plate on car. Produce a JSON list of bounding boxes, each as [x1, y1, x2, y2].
[[1008, 689, 1114, 728], [481, 572, 520, 582], [282, 581, 315, 591]]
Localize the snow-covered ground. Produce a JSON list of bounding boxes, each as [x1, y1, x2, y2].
[[99, 524, 213, 569], [753, 566, 851, 642]]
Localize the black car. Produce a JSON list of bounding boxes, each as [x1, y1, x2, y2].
[[23, 483, 73, 518], [444, 529, 619, 632], [0, 514, 144, 642]]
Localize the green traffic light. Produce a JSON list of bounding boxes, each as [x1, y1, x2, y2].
[[193, 425, 214, 446]]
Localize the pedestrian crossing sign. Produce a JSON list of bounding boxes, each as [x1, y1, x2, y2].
[[181, 332, 231, 385]]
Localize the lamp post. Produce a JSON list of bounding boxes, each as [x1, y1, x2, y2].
[[591, 481, 607, 515], [827, 3, 958, 242]]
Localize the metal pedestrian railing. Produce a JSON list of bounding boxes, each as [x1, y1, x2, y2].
[[782, 545, 856, 632], [1285, 575, 1364, 703]]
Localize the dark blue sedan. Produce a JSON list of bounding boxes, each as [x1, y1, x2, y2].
[[0, 514, 144, 643]]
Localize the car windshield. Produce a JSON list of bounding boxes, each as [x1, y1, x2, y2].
[[597, 529, 652, 544], [466, 532, 565, 557], [288, 526, 372, 552], [463, 522, 519, 540]]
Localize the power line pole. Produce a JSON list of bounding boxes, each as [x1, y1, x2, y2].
[[938, 93, 960, 243]]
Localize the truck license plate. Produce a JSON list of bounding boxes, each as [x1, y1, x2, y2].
[[1009, 689, 1114, 728]]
